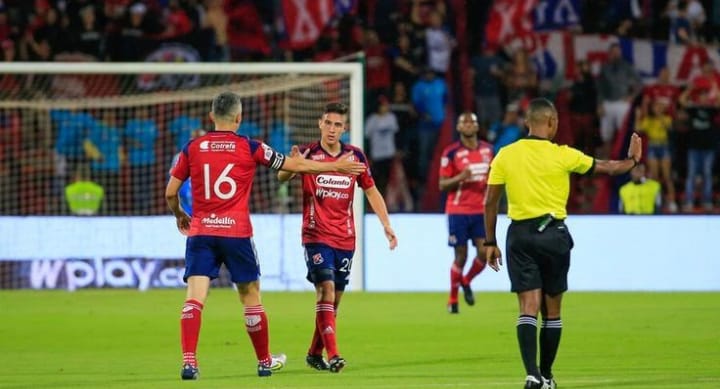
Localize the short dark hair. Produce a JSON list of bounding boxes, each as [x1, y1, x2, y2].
[[526, 98, 556, 125], [212, 92, 242, 121], [324, 102, 349, 116]]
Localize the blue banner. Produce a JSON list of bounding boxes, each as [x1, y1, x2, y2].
[[533, 0, 581, 31]]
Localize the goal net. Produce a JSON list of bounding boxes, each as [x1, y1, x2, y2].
[[0, 62, 365, 291]]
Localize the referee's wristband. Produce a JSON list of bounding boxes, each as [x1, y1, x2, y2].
[[483, 241, 498, 247]]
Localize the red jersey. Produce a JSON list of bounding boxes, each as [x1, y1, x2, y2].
[[170, 131, 285, 238], [297, 142, 374, 251], [439, 140, 493, 215]]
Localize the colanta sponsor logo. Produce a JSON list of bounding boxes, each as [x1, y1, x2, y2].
[[200, 213, 236, 227], [316, 175, 352, 189], [315, 188, 350, 199]]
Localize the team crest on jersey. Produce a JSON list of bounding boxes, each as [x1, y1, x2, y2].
[[261, 143, 273, 161], [312, 253, 324, 265]]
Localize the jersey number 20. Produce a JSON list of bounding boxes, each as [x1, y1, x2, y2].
[[203, 163, 236, 200]]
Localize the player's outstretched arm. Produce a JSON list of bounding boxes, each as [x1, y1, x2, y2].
[[278, 145, 309, 182], [166, 176, 191, 233], [593, 133, 642, 175], [281, 151, 366, 175], [365, 186, 398, 250]]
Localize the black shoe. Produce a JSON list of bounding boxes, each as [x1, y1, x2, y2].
[[306, 354, 329, 370], [461, 283, 475, 306], [180, 364, 199, 380], [524, 375, 547, 389], [328, 355, 346, 373], [447, 302, 459, 314]]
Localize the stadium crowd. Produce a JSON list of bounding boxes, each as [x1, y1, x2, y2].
[[0, 0, 719, 215]]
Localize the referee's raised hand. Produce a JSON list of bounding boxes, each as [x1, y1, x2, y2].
[[628, 132, 642, 163]]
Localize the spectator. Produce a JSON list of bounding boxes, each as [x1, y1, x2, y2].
[[668, 0, 693, 44], [688, 60, 720, 106], [569, 59, 600, 156], [65, 168, 104, 216], [411, 67, 448, 200], [596, 43, 642, 158], [364, 29, 392, 113], [634, 102, 678, 213], [71, 5, 105, 60], [114, 2, 151, 61], [225, 0, 270, 61], [425, 10, 453, 76], [686, 0, 707, 41], [642, 67, 682, 118], [162, 0, 193, 39], [203, 0, 229, 61], [679, 87, 719, 212], [125, 106, 158, 214], [0, 39, 22, 99], [470, 41, 504, 129], [365, 95, 399, 196], [389, 82, 419, 198], [22, 6, 63, 61], [503, 48, 538, 105], [619, 163, 661, 214], [389, 33, 420, 93], [488, 102, 525, 155]]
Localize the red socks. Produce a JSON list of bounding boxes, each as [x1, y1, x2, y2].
[[245, 305, 271, 365], [463, 257, 487, 285], [181, 299, 204, 367], [315, 301, 338, 358], [309, 324, 324, 356], [449, 264, 462, 304]]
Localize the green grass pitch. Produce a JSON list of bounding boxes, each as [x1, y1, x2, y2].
[[1, 290, 719, 388]]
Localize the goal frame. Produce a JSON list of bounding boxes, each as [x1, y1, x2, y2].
[[0, 61, 367, 291]]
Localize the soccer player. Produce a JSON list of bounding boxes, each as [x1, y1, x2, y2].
[[483, 98, 642, 389], [166, 93, 367, 380], [277, 102, 398, 373], [438, 112, 493, 314]]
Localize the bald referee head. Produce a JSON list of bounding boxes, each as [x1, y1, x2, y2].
[[525, 98, 558, 139]]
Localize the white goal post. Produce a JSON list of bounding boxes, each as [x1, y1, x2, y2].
[[0, 61, 367, 291]]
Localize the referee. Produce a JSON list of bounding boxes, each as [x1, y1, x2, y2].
[[483, 98, 642, 389]]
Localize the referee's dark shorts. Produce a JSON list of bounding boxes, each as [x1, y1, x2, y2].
[[506, 215, 574, 295]]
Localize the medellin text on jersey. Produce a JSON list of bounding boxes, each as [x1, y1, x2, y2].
[[299, 142, 374, 251], [169, 131, 287, 238]]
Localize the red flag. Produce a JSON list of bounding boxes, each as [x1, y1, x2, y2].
[[283, 0, 335, 50], [485, 0, 537, 46]]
